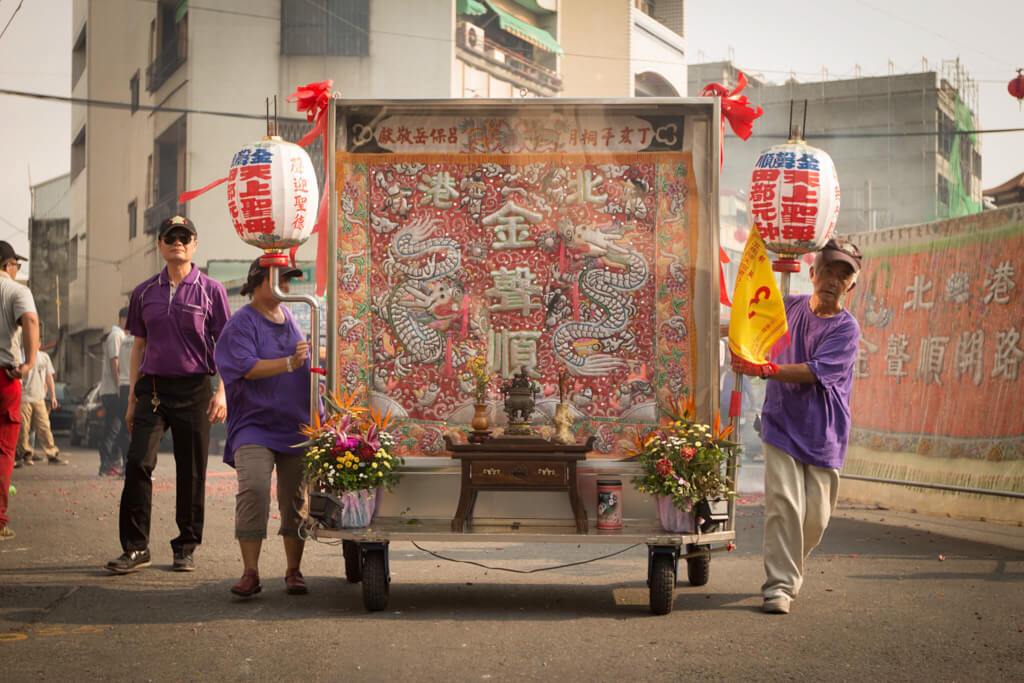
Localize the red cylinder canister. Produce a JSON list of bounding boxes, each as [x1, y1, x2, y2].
[[596, 479, 622, 530]]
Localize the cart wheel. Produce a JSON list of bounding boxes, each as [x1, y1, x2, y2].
[[362, 548, 389, 611], [649, 554, 676, 615], [686, 543, 711, 586], [343, 540, 362, 583]]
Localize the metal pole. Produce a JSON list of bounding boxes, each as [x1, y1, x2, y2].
[[326, 99, 338, 393], [270, 265, 319, 424]]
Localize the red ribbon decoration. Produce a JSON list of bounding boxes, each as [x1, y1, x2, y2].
[[700, 74, 760, 308], [179, 175, 229, 204], [719, 246, 731, 307], [699, 72, 764, 170], [287, 80, 334, 297]]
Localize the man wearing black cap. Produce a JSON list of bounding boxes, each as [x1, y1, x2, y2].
[[106, 216, 230, 572], [732, 237, 862, 615], [0, 241, 39, 541]]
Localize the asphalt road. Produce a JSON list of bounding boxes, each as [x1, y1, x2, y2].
[[2, 438, 1022, 681]]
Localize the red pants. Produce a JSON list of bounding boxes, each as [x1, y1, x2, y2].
[[0, 373, 22, 529]]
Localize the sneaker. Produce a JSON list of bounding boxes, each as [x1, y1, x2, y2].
[[230, 569, 261, 597], [20, 456, 33, 466], [98, 468, 121, 477], [0, 527, 14, 541], [105, 549, 151, 574], [762, 596, 791, 614], [172, 551, 196, 572], [284, 568, 308, 595], [31, 454, 43, 463], [48, 456, 69, 466], [13, 459, 21, 469]]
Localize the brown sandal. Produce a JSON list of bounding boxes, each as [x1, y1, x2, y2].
[[284, 568, 308, 595], [230, 569, 261, 597]]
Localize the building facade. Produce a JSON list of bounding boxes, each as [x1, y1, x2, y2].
[[689, 61, 984, 238], [28, 174, 72, 387], [69, 0, 687, 382]]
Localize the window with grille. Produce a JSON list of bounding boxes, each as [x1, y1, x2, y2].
[[281, 0, 369, 56]]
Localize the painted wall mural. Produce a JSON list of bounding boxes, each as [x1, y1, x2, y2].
[[333, 107, 703, 458]]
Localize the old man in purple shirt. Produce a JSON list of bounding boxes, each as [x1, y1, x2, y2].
[[732, 237, 862, 615], [106, 215, 230, 574]]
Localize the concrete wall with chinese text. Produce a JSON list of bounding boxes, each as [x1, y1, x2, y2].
[[842, 205, 1024, 524]]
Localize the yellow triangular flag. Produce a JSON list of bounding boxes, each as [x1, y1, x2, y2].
[[728, 226, 789, 364]]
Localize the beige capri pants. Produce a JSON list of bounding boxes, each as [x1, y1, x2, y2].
[[233, 444, 308, 540]]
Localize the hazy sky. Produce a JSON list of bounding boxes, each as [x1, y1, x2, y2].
[[0, 0, 1020, 261]]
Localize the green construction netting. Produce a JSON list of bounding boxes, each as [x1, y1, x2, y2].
[[947, 94, 982, 217]]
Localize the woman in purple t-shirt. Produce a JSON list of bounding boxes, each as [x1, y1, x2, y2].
[[732, 237, 862, 616], [215, 259, 313, 598]]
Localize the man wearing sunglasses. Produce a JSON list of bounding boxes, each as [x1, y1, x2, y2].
[[0, 241, 38, 542], [106, 216, 230, 573]]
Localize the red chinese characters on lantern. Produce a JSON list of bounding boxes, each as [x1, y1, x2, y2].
[[749, 168, 781, 240], [226, 139, 319, 249], [747, 142, 839, 257]]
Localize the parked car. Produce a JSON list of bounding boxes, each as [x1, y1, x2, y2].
[[71, 383, 175, 452], [49, 382, 79, 434], [71, 383, 104, 448]]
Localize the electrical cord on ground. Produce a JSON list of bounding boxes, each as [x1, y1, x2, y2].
[[410, 540, 643, 574]]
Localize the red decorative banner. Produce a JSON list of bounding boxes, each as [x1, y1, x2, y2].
[[848, 207, 1024, 460]]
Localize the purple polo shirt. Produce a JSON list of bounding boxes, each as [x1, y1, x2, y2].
[[126, 264, 230, 377], [761, 295, 860, 470], [215, 304, 320, 466]]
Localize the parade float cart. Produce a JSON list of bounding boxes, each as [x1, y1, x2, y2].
[[309, 97, 733, 615]]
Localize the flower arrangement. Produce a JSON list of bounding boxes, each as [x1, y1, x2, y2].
[[299, 388, 402, 495], [629, 396, 736, 512], [461, 352, 493, 403]]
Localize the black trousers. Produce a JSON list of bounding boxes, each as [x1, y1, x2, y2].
[[116, 385, 132, 464], [119, 374, 211, 554]]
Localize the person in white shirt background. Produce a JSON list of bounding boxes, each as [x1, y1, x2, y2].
[[14, 347, 65, 467]]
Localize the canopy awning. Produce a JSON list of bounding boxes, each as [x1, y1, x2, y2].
[[485, 1, 563, 55], [457, 0, 488, 16]]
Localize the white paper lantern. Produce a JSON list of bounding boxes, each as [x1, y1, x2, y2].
[[226, 137, 319, 250], [747, 140, 840, 268]]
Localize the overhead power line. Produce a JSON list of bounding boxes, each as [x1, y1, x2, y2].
[[0, 0, 25, 42], [0, 87, 269, 121], [2, 87, 1021, 141]]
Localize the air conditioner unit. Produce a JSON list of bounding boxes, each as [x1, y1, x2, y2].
[[460, 21, 485, 54]]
